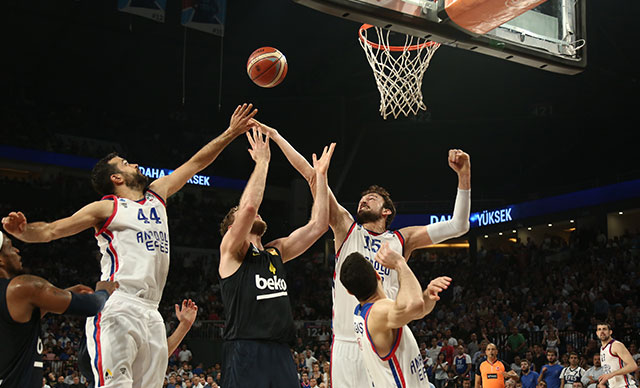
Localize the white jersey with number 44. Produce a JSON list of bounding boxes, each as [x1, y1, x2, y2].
[[94, 189, 170, 303], [333, 222, 405, 341]]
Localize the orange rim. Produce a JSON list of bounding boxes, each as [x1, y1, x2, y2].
[[359, 24, 438, 51]]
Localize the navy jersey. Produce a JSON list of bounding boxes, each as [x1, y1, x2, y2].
[[220, 244, 294, 343], [0, 278, 43, 388]]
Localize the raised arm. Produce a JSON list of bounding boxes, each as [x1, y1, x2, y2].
[[255, 121, 353, 241], [150, 103, 258, 199], [370, 243, 425, 329], [2, 200, 113, 243], [266, 143, 334, 262], [401, 149, 471, 259], [167, 299, 198, 357], [6, 276, 118, 321], [419, 276, 452, 318], [219, 129, 270, 277]]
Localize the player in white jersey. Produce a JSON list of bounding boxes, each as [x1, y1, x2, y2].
[[255, 121, 471, 388], [2, 103, 258, 387], [597, 322, 638, 388], [341, 242, 451, 388]]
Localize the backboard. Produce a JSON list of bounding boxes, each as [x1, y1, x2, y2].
[[292, 0, 586, 74]]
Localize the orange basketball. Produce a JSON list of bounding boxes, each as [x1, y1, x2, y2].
[[247, 47, 288, 88]]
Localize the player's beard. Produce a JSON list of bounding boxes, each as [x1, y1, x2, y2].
[[124, 170, 150, 192], [356, 208, 383, 225], [5, 258, 25, 277], [251, 219, 268, 236]]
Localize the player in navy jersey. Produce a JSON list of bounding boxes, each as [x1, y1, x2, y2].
[[0, 232, 118, 388], [2, 103, 257, 388], [255, 121, 472, 388], [218, 130, 334, 388]]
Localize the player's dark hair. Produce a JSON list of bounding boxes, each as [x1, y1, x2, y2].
[[340, 252, 378, 302], [596, 321, 611, 330], [361, 185, 396, 228], [546, 348, 558, 356], [91, 152, 120, 196], [220, 206, 239, 237]]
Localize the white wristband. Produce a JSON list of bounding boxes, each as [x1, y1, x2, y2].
[[426, 189, 470, 244]]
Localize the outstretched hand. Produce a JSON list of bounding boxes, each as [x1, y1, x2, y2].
[[251, 119, 278, 138], [175, 299, 198, 327], [95, 281, 120, 296], [447, 149, 470, 176], [228, 103, 258, 136], [2, 211, 27, 236], [312, 143, 336, 176], [374, 242, 405, 270], [246, 128, 271, 164], [65, 285, 94, 295], [425, 276, 452, 301]]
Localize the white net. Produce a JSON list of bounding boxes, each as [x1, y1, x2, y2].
[[359, 25, 440, 120]]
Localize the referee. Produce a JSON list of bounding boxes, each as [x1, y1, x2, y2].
[[476, 343, 520, 388]]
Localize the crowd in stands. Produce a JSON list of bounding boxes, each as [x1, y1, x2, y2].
[[2, 102, 639, 388]]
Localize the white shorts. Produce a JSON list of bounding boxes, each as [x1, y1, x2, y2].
[[85, 292, 168, 388], [331, 338, 371, 388]]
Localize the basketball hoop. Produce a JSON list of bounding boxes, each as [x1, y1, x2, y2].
[[358, 24, 440, 120]]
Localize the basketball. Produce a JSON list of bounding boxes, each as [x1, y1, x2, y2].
[[246, 47, 288, 88]]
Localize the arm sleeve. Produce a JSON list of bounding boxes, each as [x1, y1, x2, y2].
[[64, 290, 109, 316], [425, 189, 470, 244]]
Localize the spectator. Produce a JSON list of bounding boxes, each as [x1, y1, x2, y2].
[[521, 359, 540, 388], [446, 329, 459, 347], [54, 375, 69, 388], [580, 354, 604, 388], [435, 352, 450, 388], [533, 345, 548, 373], [511, 355, 523, 376], [301, 372, 311, 388], [542, 322, 561, 353], [442, 339, 456, 366], [178, 344, 193, 364], [507, 326, 527, 363], [203, 375, 215, 388], [538, 349, 563, 388], [310, 362, 323, 384], [69, 376, 83, 388], [468, 333, 480, 357], [43, 377, 52, 388], [168, 375, 178, 388], [429, 337, 444, 362], [445, 370, 460, 388], [454, 345, 472, 379], [560, 352, 585, 388], [304, 349, 318, 373]]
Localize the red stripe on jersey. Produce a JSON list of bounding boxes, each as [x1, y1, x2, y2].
[[95, 196, 118, 236], [104, 230, 119, 281], [392, 355, 407, 388], [335, 222, 357, 258]]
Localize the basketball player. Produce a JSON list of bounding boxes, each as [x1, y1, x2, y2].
[[0, 232, 118, 388], [596, 322, 638, 388], [340, 243, 451, 388], [78, 299, 199, 388], [1, 103, 258, 387], [254, 121, 471, 388], [218, 130, 334, 388]]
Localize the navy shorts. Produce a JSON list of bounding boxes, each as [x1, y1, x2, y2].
[[222, 339, 299, 388]]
